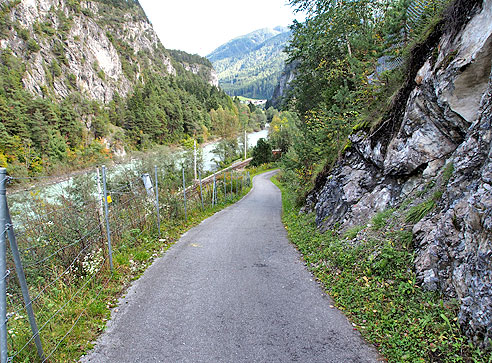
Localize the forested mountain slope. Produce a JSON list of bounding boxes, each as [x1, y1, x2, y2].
[[207, 27, 290, 99], [0, 0, 235, 176]]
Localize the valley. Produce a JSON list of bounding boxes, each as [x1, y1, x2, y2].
[[0, 0, 491, 362]]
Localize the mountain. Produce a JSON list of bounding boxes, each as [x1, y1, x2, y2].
[[1, 0, 218, 102], [207, 26, 290, 100], [0, 0, 233, 176]]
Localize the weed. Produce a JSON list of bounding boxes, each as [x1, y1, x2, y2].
[[352, 121, 370, 132], [343, 225, 365, 240], [371, 209, 395, 231], [441, 162, 454, 185], [432, 190, 443, 201], [406, 199, 435, 224], [393, 230, 414, 249]]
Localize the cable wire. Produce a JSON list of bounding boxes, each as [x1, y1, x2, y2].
[[41, 270, 113, 362], [10, 256, 108, 360], [23, 224, 101, 269]]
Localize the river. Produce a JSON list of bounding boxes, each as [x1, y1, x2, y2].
[[7, 128, 270, 211], [202, 128, 269, 171]]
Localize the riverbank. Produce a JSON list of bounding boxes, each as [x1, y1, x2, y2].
[[7, 128, 270, 194]]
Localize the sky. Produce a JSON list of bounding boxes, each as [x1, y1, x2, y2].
[[138, 0, 305, 56]]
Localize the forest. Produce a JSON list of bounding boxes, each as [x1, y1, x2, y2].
[[208, 28, 290, 100], [0, 0, 267, 177]]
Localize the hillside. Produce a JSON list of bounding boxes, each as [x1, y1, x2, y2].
[[0, 0, 233, 176], [269, 0, 491, 358], [207, 26, 290, 99]]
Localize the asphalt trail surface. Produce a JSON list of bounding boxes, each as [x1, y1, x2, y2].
[[82, 170, 381, 363]]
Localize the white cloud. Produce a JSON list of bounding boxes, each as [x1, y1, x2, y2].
[[138, 0, 304, 56]]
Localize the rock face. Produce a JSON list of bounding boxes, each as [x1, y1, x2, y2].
[[270, 60, 297, 108], [307, 0, 492, 346], [1, 0, 216, 103], [183, 63, 219, 87]]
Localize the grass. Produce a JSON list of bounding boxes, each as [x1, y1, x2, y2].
[[237, 95, 265, 102], [372, 209, 395, 230], [272, 176, 490, 363], [247, 162, 278, 177], [405, 199, 436, 224]]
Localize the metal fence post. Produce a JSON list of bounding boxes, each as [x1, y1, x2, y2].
[[0, 168, 9, 363], [230, 171, 233, 196], [198, 172, 204, 211], [5, 205, 44, 360], [193, 140, 197, 181], [182, 168, 187, 222], [101, 166, 114, 272], [155, 166, 161, 239], [223, 172, 227, 201], [96, 168, 105, 234], [214, 175, 218, 205], [244, 130, 247, 160], [212, 174, 216, 207]]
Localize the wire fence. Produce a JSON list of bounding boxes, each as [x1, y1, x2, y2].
[[374, 0, 449, 77], [0, 158, 252, 362]]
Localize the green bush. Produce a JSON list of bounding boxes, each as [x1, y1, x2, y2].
[[251, 138, 272, 167], [406, 200, 435, 224], [27, 38, 41, 53]]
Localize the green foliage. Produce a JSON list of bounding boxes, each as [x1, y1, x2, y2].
[[169, 49, 212, 68], [52, 40, 67, 65], [97, 69, 106, 81], [343, 225, 365, 240], [275, 177, 488, 362], [51, 59, 62, 77], [212, 138, 240, 167], [66, 0, 81, 12], [41, 21, 56, 36], [251, 138, 273, 167], [66, 73, 77, 89], [441, 162, 454, 185], [282, 0, 455, 201], [406, 199, 436, 223], [16, 25, 30, 41], [372, 209, 395, 231], [26, 38, 40, 53], [268, 111, 299, 152], [0, 0, 256, 178]]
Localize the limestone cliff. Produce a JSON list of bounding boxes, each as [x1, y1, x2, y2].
[[305, 0, 492, 346], [270, 60, 297, 109], [0, 0, 217, 103]]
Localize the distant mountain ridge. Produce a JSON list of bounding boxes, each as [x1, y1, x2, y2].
[[207, 27, 291, 100]]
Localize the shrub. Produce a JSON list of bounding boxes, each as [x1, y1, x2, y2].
[[250, 138, 272, 167]]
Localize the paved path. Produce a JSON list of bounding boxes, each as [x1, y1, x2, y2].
[[82, 171, 381, 363]]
